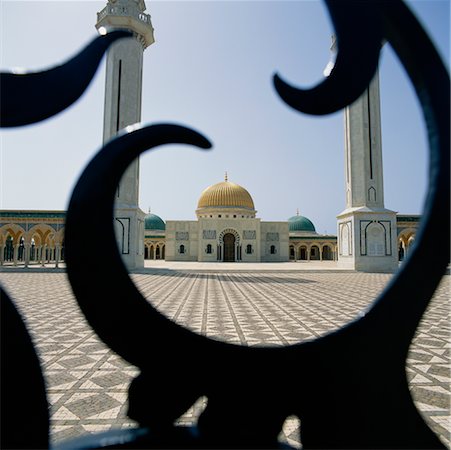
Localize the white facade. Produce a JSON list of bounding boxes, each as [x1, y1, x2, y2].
[[96, 0, 154, 270], [165, 219, 289, 263], [164, 177, 289, 262], [337, 73, 398, 273]]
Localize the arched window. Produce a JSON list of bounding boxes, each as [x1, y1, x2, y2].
[[398, 243, 405, 261], [179, 244, 185, 254], [18, 237, 25, 261], [366, 222, 386, 256], [246, 244, 252, 254], [5, 236, 13, 261], [310, 245, 320, 260], [206, 244, 212, 254], [270, 245, 276, 254], [322, 245, 333, 260], [340, 222, 351, 256]]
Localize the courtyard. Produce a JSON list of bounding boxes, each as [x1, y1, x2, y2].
[[0, 263, 449, 448]]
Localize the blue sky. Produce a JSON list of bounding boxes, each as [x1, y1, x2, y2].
[[0, 0, 449, 234]]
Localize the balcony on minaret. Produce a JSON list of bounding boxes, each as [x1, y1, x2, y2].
[[96, 0, 154, 49]]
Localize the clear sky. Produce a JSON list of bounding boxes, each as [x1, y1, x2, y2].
[[0, 0, 449, 234]]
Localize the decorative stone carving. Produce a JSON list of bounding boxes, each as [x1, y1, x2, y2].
[[202, 230, 216, 240], [176, 231, 189, 241], [243, 230, 256, 240]]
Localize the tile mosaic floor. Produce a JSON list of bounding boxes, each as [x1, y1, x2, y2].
[[1, 270, 449, 448]]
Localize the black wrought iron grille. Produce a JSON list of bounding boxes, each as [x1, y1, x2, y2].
[[1, 1, 449, 449]]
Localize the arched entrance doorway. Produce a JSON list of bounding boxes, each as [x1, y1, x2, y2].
[[223, 233, 235, 262]]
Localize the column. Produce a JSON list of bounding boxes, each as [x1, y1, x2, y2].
[[24, 243, 31, 268], [55, 244, 60, 268], [41, 245, 46, 267], [13, 244, 18, 266]]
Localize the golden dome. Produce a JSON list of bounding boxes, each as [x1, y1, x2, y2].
[[197, 178, 255, 210]]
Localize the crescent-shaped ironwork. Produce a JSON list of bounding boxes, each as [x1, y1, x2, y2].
[[64, 2, 448, 448], [63, 123, 313, 445], [0, 30, 131, 127], [354, 0, 450, 369], [264, 0, 448, 448], [1, 288, 50, 449], [0, 1, 449, 448], [64, 110, 448, 450], [273, 0, 383, 115], [65, 124, 213, 371], [0, 29, 132, 450]]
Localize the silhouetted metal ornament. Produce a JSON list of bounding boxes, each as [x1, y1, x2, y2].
[[65, 124, 213, 373], [1, 288, 50, 449], [273, 0, 383, 115], [0, 30, 131, 127], [1, 2, 449, 449], [63, 124, 297, 448], [270, 1, 449, 449], [0, 30, 133, 450]]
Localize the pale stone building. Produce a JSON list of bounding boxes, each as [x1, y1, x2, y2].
[[143, 177, 342, 264], [397, 214, 420, 262], [0, 7, 422, 272], [0, 211, 65, 267], [164, 175, 289, 262], [0, 206, 419, 268], [288, 214, 337, 261], [143, 212, 166, 260]]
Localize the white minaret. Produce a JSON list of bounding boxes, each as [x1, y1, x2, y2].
[[96, 0, 154, 270], [336, 71, 398, 272]]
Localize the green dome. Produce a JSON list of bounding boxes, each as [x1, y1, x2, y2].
[[144, 213, 165, 231], [288, 214, 316, 232]]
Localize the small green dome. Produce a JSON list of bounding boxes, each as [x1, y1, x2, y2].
[[144, 213, 165, 231], [288, 214, 316, 232]]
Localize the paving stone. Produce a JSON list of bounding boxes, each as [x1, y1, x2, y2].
[[0, 269, 449, 448]]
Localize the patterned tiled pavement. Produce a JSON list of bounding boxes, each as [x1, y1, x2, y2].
[[0, 269, 449, 448]]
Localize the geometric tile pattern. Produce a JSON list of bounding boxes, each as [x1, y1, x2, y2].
[[0, 270, 449, 448]]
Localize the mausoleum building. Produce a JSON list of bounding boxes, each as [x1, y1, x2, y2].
[[164, 175, 289, 262]]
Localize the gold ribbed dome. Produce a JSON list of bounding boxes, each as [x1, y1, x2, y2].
[[197, 179, 255, 210]]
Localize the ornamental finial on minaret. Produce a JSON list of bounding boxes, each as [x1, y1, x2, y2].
[[96, 0, 154, 48]]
